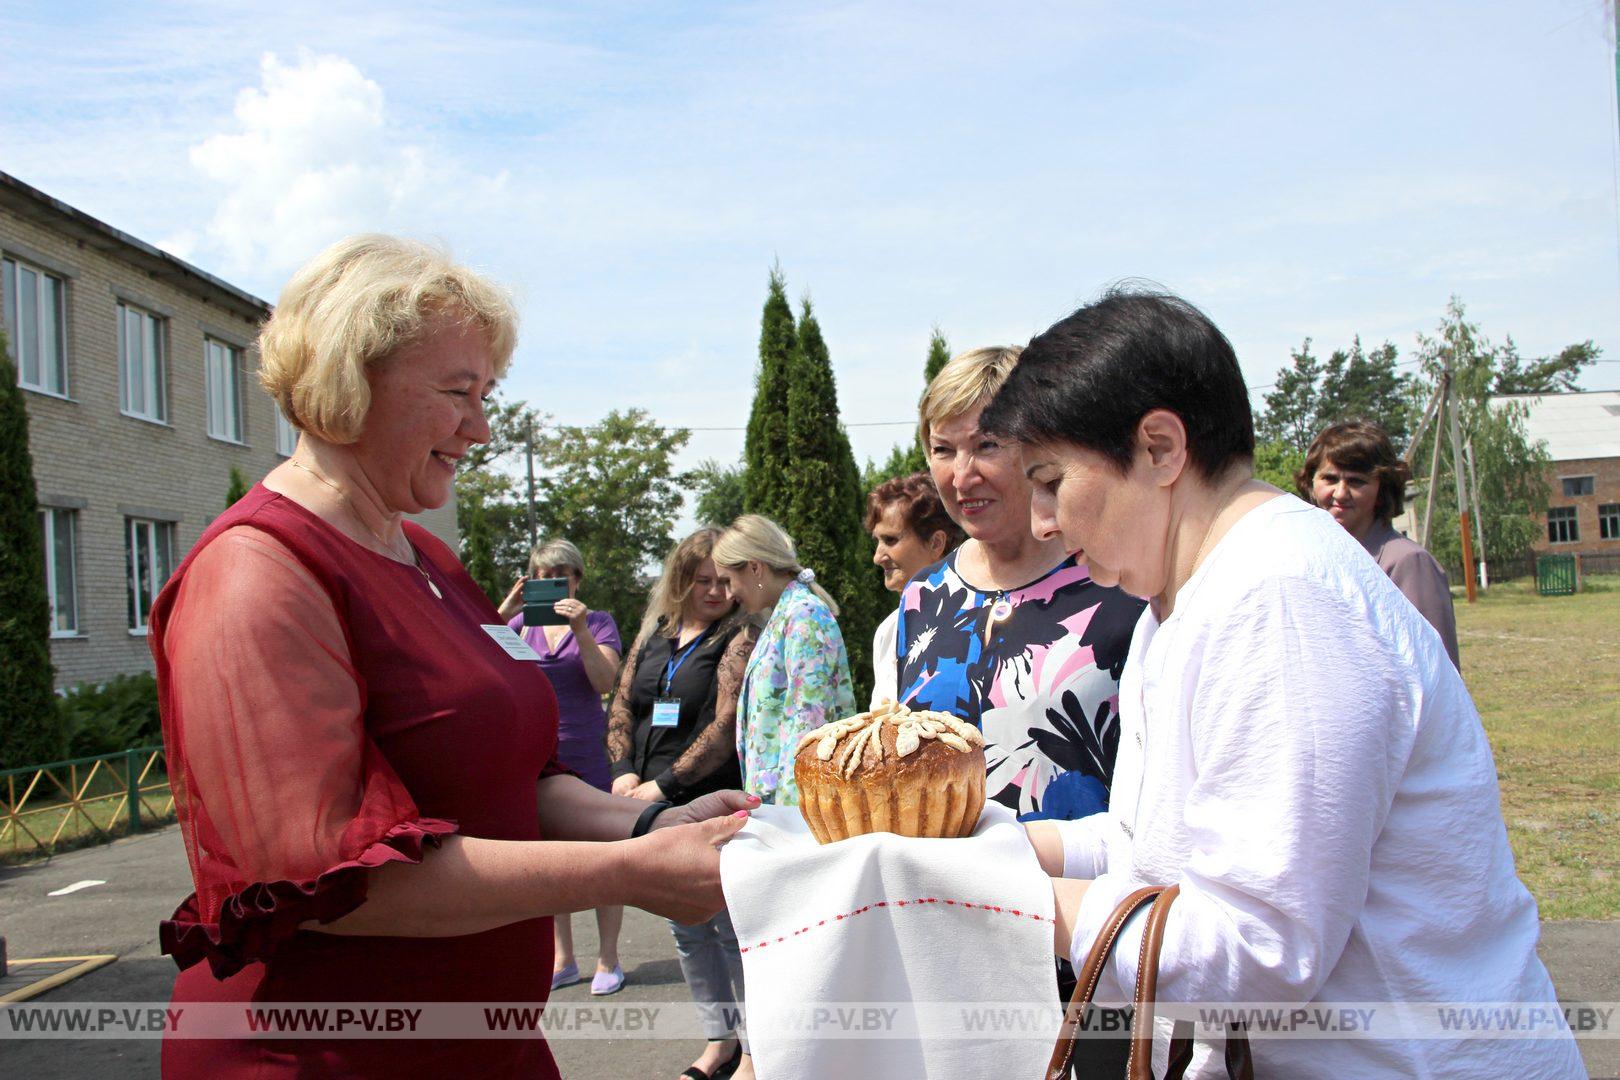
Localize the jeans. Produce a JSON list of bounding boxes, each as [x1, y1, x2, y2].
[[668, 910, 748, 1053]]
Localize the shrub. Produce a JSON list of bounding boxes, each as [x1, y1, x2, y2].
[[58, 673, 162, 760]]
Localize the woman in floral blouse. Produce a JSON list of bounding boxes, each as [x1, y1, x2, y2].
[[713, 515, 855, 806]]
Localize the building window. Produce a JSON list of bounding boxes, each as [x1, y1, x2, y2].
[[205, 338, 244, 442], [1547, 507, 1579, 545], [117, 301, 167, 422], [2, 256, 68, 396], [1561, 476, 1595, 498], [126, 517, 175, 632], [275, 409, 298, 457], [39, 508, 79, 635], [1601, 504, 1620, 542]]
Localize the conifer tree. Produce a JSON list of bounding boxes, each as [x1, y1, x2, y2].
[[225, 465, 251, 507], [0, 332, 66, 769], [923, 326, 951, 383], [787, 298, 881, 704], [743, 266, 795, 523]]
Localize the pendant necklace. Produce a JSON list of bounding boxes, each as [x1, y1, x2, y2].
[[288, 458, 443, 599]]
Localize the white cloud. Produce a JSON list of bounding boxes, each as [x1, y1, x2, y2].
[[187, 51, 435, 275]]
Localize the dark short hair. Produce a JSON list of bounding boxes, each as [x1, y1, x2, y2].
[[980, 287, 1255, 479], [864, 472, 964, 547], [1297, 420, 1409, 522]]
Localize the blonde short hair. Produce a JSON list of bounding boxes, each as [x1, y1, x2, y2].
[[712, 514, 840, 618], [528, 538, 586, 580], [258, 234, 518, 444], [917, 346, 1023, 450]]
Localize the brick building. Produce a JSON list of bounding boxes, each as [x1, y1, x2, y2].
[[1494, 390, 1620, 559], [1, 170, 459, 690]]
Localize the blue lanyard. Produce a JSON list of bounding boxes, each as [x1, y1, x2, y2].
[[661, 625, 714, 695]]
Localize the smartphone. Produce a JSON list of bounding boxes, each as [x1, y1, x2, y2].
[[522, 577, 570, 627]]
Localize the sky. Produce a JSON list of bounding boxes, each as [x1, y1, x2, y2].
[[4, 0, 1619, 505]]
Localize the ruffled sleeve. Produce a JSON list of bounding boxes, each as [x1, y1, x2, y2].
[[152, 526, 458, 979]]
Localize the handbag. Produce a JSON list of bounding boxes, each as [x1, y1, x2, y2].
[[1046, 884, 1254, 1079]]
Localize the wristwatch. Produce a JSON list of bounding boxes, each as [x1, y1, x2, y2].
[[631, 800, 673, 839]]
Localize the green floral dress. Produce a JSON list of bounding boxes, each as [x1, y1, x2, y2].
[[737, 580, 855, 805]]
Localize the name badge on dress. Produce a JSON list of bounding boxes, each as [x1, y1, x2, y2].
[[652, 698, 682, 728], [480, 624, 544, 662]]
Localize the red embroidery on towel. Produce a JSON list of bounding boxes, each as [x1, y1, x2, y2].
[[738, 897, 1051, 953]]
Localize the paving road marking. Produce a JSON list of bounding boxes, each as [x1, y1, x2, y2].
[[47, 879, 106, 896]]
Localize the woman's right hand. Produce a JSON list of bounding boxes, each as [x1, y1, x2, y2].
[[496, 574, 528, 621], [611, 773, 642, 797], [622, 813, 749, 924]]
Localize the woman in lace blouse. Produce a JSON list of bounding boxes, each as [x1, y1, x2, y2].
[[606, 527, 758, 1080], [713, 515, 856, 808]]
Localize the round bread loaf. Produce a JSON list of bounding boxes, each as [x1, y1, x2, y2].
[[794, 701, 987, 844]]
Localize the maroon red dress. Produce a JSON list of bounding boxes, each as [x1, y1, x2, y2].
[[150, 485, 566, 1077]]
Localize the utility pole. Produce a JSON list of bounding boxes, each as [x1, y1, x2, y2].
[[1405, 381, 1446, 547], [524, 415, 538, 551], [1464, 438, 1487, 590], [1444, 366, 1478, 603]]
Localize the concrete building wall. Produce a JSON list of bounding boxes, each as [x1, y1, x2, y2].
[[2, 191, 459, 690]]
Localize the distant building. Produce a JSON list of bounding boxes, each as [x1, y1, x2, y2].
[[1, 170, 459, 690], [1494, 390, 1620, 559]]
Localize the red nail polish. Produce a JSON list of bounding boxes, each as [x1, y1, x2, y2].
[[733, 810, 750, 819]]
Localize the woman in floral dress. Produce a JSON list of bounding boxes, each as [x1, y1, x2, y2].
[[712, 515, 855, 806]]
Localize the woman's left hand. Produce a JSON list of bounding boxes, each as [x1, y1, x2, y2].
[[652, 790, 761, 829], [555, 597, 589, 631]]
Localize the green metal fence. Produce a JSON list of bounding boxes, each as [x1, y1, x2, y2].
[[1536, 555, 1578, 597], [0, 746, 173, 862]]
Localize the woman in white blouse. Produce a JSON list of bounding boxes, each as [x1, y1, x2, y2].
[[991, 288, 1583, 1078]]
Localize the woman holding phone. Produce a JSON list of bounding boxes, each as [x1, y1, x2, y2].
[[497, 539, 626, 994]]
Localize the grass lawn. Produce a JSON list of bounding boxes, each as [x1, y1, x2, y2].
[[1459, 578, 1620, 919]]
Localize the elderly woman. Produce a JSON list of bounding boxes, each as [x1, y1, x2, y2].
[[497, 538, 627, 994], [864, 471, 963, 707], [150, 236, 753, 1079], [1298, 420, 1460, 668], [713, 515, 855, 808], [1000, 289, 1582, 1077], [896, 347, 1145, 820]]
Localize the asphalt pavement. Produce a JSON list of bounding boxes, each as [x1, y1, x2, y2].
[[1, 826, 1615, 1078]]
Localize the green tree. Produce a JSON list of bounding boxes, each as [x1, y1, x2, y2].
[[923, 325, 952, 384], [1408, 299, 1551, 570], [1493, 340, 1601, 395], [0, 331, 66, 769], [534, 409, 691, 636], [454, 393, 545, 599], [786, 299, 882, 706], [225, 465, 251, 508], [1257, 339, 1324, 453], [686, 458, 747, 526], [1252, 439, 1305, 494], [1315, 338, 1411, 449], [743, 266, 796, 522]]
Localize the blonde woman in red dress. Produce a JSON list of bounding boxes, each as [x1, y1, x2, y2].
[[152, 235, 754, 1078]]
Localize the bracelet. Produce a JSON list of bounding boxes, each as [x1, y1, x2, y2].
[[631, 800, 673, 839]]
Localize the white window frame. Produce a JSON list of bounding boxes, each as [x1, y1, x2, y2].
[[126, 517, 175, 633], [205, 337, 244, 443], [1560, 475, 1595, 498], [3, 255, 69, 397], [39, 508, 80, 636], [1600, 504, 1620, 542], [117, 301, 168, 423], [275, 409, 299, 457], [1547, 506, 1579, 545]]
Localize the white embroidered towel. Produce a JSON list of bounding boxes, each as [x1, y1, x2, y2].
[[720, 802, 1059, 1079]]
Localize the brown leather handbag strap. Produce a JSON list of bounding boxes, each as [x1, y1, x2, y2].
[[1045, 882, 1255, 1079], [1045, 885, 1164, 1080], [1126, 884, 1182, 1079]]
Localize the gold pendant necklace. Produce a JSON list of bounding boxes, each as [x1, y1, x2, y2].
[[287, 458, 443, 599]]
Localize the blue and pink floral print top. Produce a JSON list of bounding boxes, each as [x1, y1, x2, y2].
[[895, 553, 1145, 819], [737, 580, 856, 805]]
